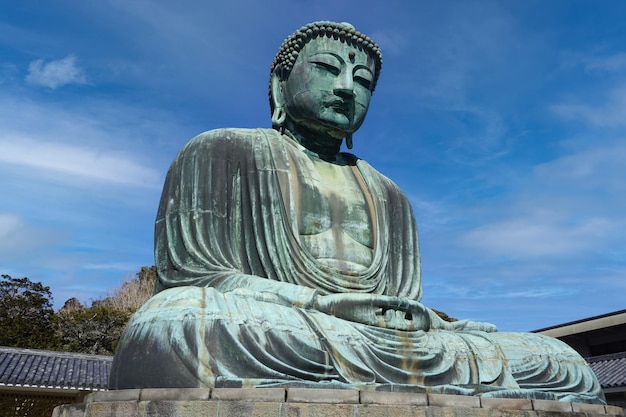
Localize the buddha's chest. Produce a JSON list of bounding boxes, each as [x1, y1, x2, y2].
[[287, 153, 374, 271]]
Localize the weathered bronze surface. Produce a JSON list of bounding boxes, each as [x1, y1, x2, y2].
[[109, 21, 604, 404]]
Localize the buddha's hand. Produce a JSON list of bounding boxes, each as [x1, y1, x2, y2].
[[428, 313, 498, 333], [447, 319, 498, 333], [312, 293, 430, 331]]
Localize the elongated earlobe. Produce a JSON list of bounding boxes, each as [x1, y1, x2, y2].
[[272, 106, 287, 128], [346, 134, 353, 149]]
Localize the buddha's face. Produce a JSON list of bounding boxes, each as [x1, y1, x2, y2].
[[279, 36, 376, 138]]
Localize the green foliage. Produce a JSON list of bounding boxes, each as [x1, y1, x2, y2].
[[0, 274, 56, 349], [53, 305, 132, 355], [0, 266, 157, 355], [136, 265, 157, 284], [51, 265, 156, 355]]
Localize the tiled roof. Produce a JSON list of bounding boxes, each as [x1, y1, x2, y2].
[[0, 346, 112, 391], [588, 352, 626, 389], [533, 309, 626, 333]]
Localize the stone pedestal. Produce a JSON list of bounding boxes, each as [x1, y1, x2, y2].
[[53, 388, 624, 417]]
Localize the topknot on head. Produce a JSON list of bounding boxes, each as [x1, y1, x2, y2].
[[270, 21, 383, 92]]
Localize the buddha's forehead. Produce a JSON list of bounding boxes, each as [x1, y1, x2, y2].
[[298, 37, 375, 69]]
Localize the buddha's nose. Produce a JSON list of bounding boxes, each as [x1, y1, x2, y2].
[[334, 72, 355, 98]]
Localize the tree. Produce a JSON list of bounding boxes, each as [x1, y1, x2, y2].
[[54, 305, 131, 355], [97, 265, 156, 311], [0, 275, 56, 349], [52, 266, 157, 355]]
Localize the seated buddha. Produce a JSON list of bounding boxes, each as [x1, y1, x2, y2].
[[109, 21, 604, 404]]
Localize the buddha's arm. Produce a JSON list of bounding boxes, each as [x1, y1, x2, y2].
[[194, 273, 432, 331], [192, 273, 430, 331], [203, 273, 320, 308]]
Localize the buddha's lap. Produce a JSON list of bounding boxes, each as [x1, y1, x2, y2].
[[110, 285, 601, 396], [122, 286, 585, 369]]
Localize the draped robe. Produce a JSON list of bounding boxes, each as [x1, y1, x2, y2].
[[109, 128, 604, 403]]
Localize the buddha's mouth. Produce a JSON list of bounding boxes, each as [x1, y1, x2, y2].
[[327, 100, 351, 115]]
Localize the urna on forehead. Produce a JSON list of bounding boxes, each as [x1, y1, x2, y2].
[[271, 21, 383, 92]]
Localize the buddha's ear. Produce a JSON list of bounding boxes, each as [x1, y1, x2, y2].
[[270, 68, 287, 128], [270, 68, 285, 109]]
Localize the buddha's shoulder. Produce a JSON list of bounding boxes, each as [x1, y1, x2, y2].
[[347, 154, 408, 201], [181, 128, 278, 152]]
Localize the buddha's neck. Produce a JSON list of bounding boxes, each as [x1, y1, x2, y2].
[[284, 121, 343, 156]]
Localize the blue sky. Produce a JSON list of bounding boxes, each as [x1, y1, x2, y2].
[[1, 0, 625, 331]]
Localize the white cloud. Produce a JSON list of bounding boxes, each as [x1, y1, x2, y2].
[[26, 55, 87, 89], [0, 213, 21, 238], [444, 106, 510, 164], [369, 30, 407, 56], [550, 84, 626, 128], [0, 136, 160, 188], [0, 63, 19, 85], [83, 262, 141, 271], [0, 91, 176, 190], [456, 139, 626, 259], [0, 213, 63, 259], [533, 142, 626, 193], [584, 52, 626, 73], [460, 214, 613, 258], [425, 278, 576, 300]]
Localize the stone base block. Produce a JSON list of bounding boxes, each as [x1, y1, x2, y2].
[[53, 388, 624, 417]]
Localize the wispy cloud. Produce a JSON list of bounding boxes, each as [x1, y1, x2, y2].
[[459, 213, 613, 258], [456, 138, 626, 259], [560, 50, 626, 74], [369, 30, 407, 56], [533, 141, 626, 193], [83, 263, 143, 271], [0, 136, 160, 187], [26, 55, 87, 89], [444, 106, 510, 164], [425, 278, 577, 300], [551, 49, 626, 128], [0, 63, 19, 85], [550, 85, 626, 128], [0, 213, 64, 259], [584, 52, 626, 72], [0, 89, 181, 190]]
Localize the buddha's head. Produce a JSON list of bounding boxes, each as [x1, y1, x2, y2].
[[269, 22, 383, 147]]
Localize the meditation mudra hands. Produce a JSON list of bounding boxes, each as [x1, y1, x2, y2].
[[229, 287, 496, 333], [313, 293, 430, 331], [313, 293, 497, 332]]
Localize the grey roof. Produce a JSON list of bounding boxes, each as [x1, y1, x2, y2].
[[0, 346, 112, 391], [533, 309, 626, 333], [588, 352, 626, 389]]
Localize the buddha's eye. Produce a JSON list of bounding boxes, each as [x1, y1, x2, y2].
[[354, 76, 371, 90], [311, 60, 340, 76], [354, 68, 373, 90]]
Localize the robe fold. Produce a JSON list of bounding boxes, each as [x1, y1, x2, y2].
[[153, 127, 421, 302], [109, 128, 604, 403]]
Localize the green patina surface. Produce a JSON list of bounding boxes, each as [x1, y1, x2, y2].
[[109, 21, 604, 404]]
